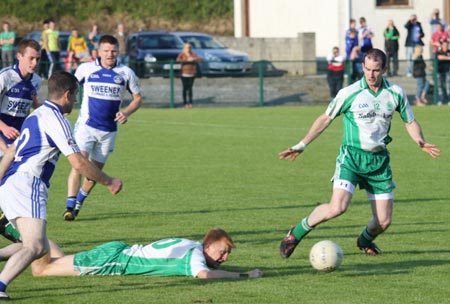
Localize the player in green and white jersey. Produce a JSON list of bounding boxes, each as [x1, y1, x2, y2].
[[15, 228, 261, 279], [279, 48, 440, 258]]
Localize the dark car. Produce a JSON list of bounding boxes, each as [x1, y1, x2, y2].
[[248, 60, 288, 77], [127, 31, 184, 78], [172, 31, 251, 76]]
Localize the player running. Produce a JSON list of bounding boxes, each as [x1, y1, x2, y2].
[[279, 48, 440, 258]]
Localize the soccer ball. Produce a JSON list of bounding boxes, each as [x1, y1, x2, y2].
[[309, 240, 343, 272]]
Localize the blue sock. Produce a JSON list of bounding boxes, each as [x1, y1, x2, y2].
[[76, 189, 89, 206], [0, 280, 7, 292], [66, 196, 76, 209]]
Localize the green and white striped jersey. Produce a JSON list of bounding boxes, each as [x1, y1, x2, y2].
[[325, 77, 415, 152]]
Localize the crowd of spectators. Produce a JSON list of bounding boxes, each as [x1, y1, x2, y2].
[[336, 8, 450, 106]]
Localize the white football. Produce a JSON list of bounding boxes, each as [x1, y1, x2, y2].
[[309, 240, 343, 272]]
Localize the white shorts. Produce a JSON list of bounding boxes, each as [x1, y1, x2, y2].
[[74, 122, 117, 163], [0, 173, 48, 221]]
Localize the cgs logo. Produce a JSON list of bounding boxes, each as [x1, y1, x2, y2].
[[358, 103, 369, 108]]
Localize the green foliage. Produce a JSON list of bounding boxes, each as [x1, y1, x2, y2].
[[0, 0, 233, 22], [2, 106, 449, 303]]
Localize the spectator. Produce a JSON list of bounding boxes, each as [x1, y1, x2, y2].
[[345, 19, 359, 60], [435, 41, 450, 105], [430, 23, 448, 56], [113, 23, 128, 65], [383, 19, 400, 77], [412, 46, 429, 106], [66, 29, 90, 72], [42, 19, 61, 77], [429, 8, 446, 34], [176, 43, 202, 108], [87, 24, 102, 52], [326, 46, 345, 98], [38, 19, 50, 79], [404, 14, 424, 77], [0, 22, 15, 68], [358, 17, 374, 54]]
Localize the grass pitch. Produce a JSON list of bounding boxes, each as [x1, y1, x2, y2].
[[2, 106, 449, 303]]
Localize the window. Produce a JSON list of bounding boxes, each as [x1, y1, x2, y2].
[[376, 0, 409, 6]]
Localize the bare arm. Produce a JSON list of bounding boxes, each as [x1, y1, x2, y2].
[[279, 113, 333, 161], [67, 152, 122, 194], [405, 120, 440, 158], [0, 143, 15, 180], [115, 93, 142, 124], [196, 268, 263, 279]]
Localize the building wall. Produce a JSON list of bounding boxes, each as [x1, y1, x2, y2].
[[234, 0, 444, 61]]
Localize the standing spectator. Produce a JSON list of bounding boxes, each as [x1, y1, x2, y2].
[[326, 46, 345, 98], [345, 19, 359, 60], [0, 39, 41, 147], [176, 43, 202, 108], [430, 23, 448, 56], [404, 14, 424, 77], [88, 24, 102, 52], [38, 19, 50, 79], [113, 23, 128, 65], [42, 19, 61, 77], [358, 17, 374, 54], [0, 22, 15, 68], [278, 48, 440, 260], [412, 46, 429, 106], [435, 41, 450, 105], [63, 35, 141, 220], [0, 71, 123, 301], [383, 19, 400, 77], [429, 8, 446, 34]]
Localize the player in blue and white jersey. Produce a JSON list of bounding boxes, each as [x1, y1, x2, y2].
[[278, 49, 440, 258], [63, 34, 142, 221], [22, 228, 262, 279], [0, 71, 123, 301], [0, 39, 41, 147]]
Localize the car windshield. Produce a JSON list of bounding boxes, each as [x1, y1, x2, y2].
[[179, 35, 226, 50], [137, 34, 183, 50]]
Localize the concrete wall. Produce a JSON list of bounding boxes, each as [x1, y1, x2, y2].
[[218, 32, 317, 75], [234, 0, 445, 60]]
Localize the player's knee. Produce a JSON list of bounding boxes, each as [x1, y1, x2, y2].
[[378, 218, 391, 231], [328, 204, 348, 218]]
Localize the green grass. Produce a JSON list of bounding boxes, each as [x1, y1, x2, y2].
[[2, 106, 450, 303]]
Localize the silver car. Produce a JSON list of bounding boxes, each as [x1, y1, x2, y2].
[[172, 32, 251, 76]]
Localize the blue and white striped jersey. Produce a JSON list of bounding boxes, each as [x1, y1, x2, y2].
[[2, 100, 80, 188], [0, 65, 42, 144], [75, 58, 141, 132]]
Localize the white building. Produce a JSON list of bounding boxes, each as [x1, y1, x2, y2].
[[234, 0, 447, 59]]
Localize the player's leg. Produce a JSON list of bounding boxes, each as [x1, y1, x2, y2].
[[357, 193, 393, 255], [280, 181, 354, 258], [64, 150, 89, 221], [31, 240, 79, 277]]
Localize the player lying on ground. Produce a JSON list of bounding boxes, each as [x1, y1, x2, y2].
[[0, 224, 262, 279]]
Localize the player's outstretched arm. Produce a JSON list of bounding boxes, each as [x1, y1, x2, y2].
[[279, 113, 332, 161], [67, 153, 123, 194], [197, 268, 263, 279], [405, 120, 441, 159]]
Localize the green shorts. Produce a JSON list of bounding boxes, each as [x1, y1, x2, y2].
[[74, 241, 129, 275], [333, 145, 395, 195]]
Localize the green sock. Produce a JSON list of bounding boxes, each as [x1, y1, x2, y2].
[[358, 227, 374, 247], [292, 217, 313, 241], [4, 223, 21, 243]]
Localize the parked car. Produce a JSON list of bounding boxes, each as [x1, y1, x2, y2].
[[247, 60, 288, 77], [172, 32, 251, 76], [127, 31, 184, 78], [23, 31, 70, 63]]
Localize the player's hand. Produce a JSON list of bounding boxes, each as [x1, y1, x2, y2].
[[115, 112, 128, 124], [247, 269, 263, 278], [420, 142, 441, 158], [1, 126, 20, 140], [107, 178, 123, 195], [279, 148, 303, 161]]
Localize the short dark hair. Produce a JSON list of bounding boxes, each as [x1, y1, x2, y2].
[[48, 71, 78, 99], [203, 228, 235, 249], [364, 48, 387, 69], [99, 34, 118, 46], [17, 39, 40, 55]]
